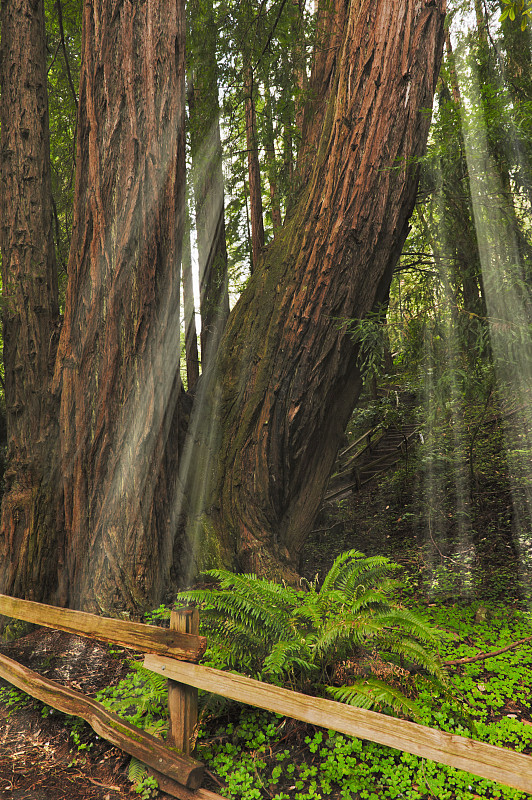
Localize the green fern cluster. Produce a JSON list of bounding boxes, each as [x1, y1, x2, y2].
[[176, 550, 446, 718], [95, 661, 169, 737]]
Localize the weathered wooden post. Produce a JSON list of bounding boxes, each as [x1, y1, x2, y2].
[[167, 607, 199, 755]]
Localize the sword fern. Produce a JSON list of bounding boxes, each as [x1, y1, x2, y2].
[[176, 550, 445, 719]]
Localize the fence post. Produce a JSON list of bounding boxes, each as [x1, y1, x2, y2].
[[167, 607, 199, 755]]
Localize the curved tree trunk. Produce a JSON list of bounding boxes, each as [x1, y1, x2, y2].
[[53, 0, 186, 614], [0, 0, 62, 603], [205, 0, 446, 576]]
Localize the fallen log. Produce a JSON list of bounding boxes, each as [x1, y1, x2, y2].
[[443, 635, 532, 668], [0, 652, 204, 790]]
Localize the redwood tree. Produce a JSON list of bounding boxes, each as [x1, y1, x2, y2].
[[1, 0, 447, 613], [204, 0, 447, 576], [52, 0, 186, 613], [243, 61, 266, 271], [188, 0, 230, 367], [0, 0, 62, 601]]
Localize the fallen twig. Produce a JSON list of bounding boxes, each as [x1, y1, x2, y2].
[[85, 776, 122, 792], [443, 636, 532, 668]]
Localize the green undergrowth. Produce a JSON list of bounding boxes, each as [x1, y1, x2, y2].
[[173, 551, 446, 717], [96, 560, 532, 799], [3, 579, 532, 797], [188, 598, 532, 799]]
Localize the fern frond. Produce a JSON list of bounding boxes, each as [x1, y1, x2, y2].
[[144, 719, 169, 737], [320, 551, 398, 600], [263, 640, 317, 681], [128, 757, 148, 784], [290, 600, 323, 629], [130, 662, 169, 692], [347, 589, 394, 615], [326, 679, 421, 720], [380, 637, 446, 682], [188, 569, 300, 611], [177, 575, 296, 642], [318, 550, 367, 598], [339, 553, 397, 581], [372, 609, 441, 644]]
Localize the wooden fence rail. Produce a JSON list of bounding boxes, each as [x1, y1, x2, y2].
[[2, 593, 532, 796], [0, 594, 218, 800], [0, 652, 204, 788], [144, 656, 532, 796], [0, 593, 206, 661]]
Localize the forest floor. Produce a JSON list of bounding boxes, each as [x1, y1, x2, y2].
[[0, 519, 519, 800], [0, 391, 529, 799], [0, 630, 142, 799]]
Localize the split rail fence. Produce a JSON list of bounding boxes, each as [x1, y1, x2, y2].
[[1, 593, 532, 797]]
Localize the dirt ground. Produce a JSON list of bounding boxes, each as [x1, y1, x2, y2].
[[0, 628, 155, 799]]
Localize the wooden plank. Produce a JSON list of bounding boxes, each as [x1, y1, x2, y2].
[[0, 593, 206, 661], [148, 767, 224, 800], [324, 480, 359, 502], [0, 652, 204, 790], [167, 609, 199, 754], [337, 425, 382, 461], [144, 656, 532, 795]]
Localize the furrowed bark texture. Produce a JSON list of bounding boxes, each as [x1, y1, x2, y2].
[[0, 0, 62, 601], [296, 0, 349, 183], [53, 0, 186, 613], [244, 63, 265, 271], [209, 0, 446, 575]]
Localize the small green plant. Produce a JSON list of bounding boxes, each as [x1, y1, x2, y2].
[[143, 604, 171, 625], [0, 685, 31, 712], [0, 685, 58, 722], [500, 0, 532, 29], [65, 715, 93, 752], [96, 661, 169, 736], [128, 757, 159, 798], [176, 550, 445, 718]]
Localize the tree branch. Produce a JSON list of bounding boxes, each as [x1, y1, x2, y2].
[[443, 635, 532, 669], [55, 0, 78, 110]]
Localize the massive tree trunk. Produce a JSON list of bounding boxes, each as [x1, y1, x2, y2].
[[205, 0, 446, 576], [53, 0, 186, 613], [0, 0, 62, 602]]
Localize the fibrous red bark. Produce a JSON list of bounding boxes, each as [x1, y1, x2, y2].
[[244, 62, 266, 270], [0, 0, 62, 602], [53, 0, 186, 613], [207, 0, 447, 576]]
